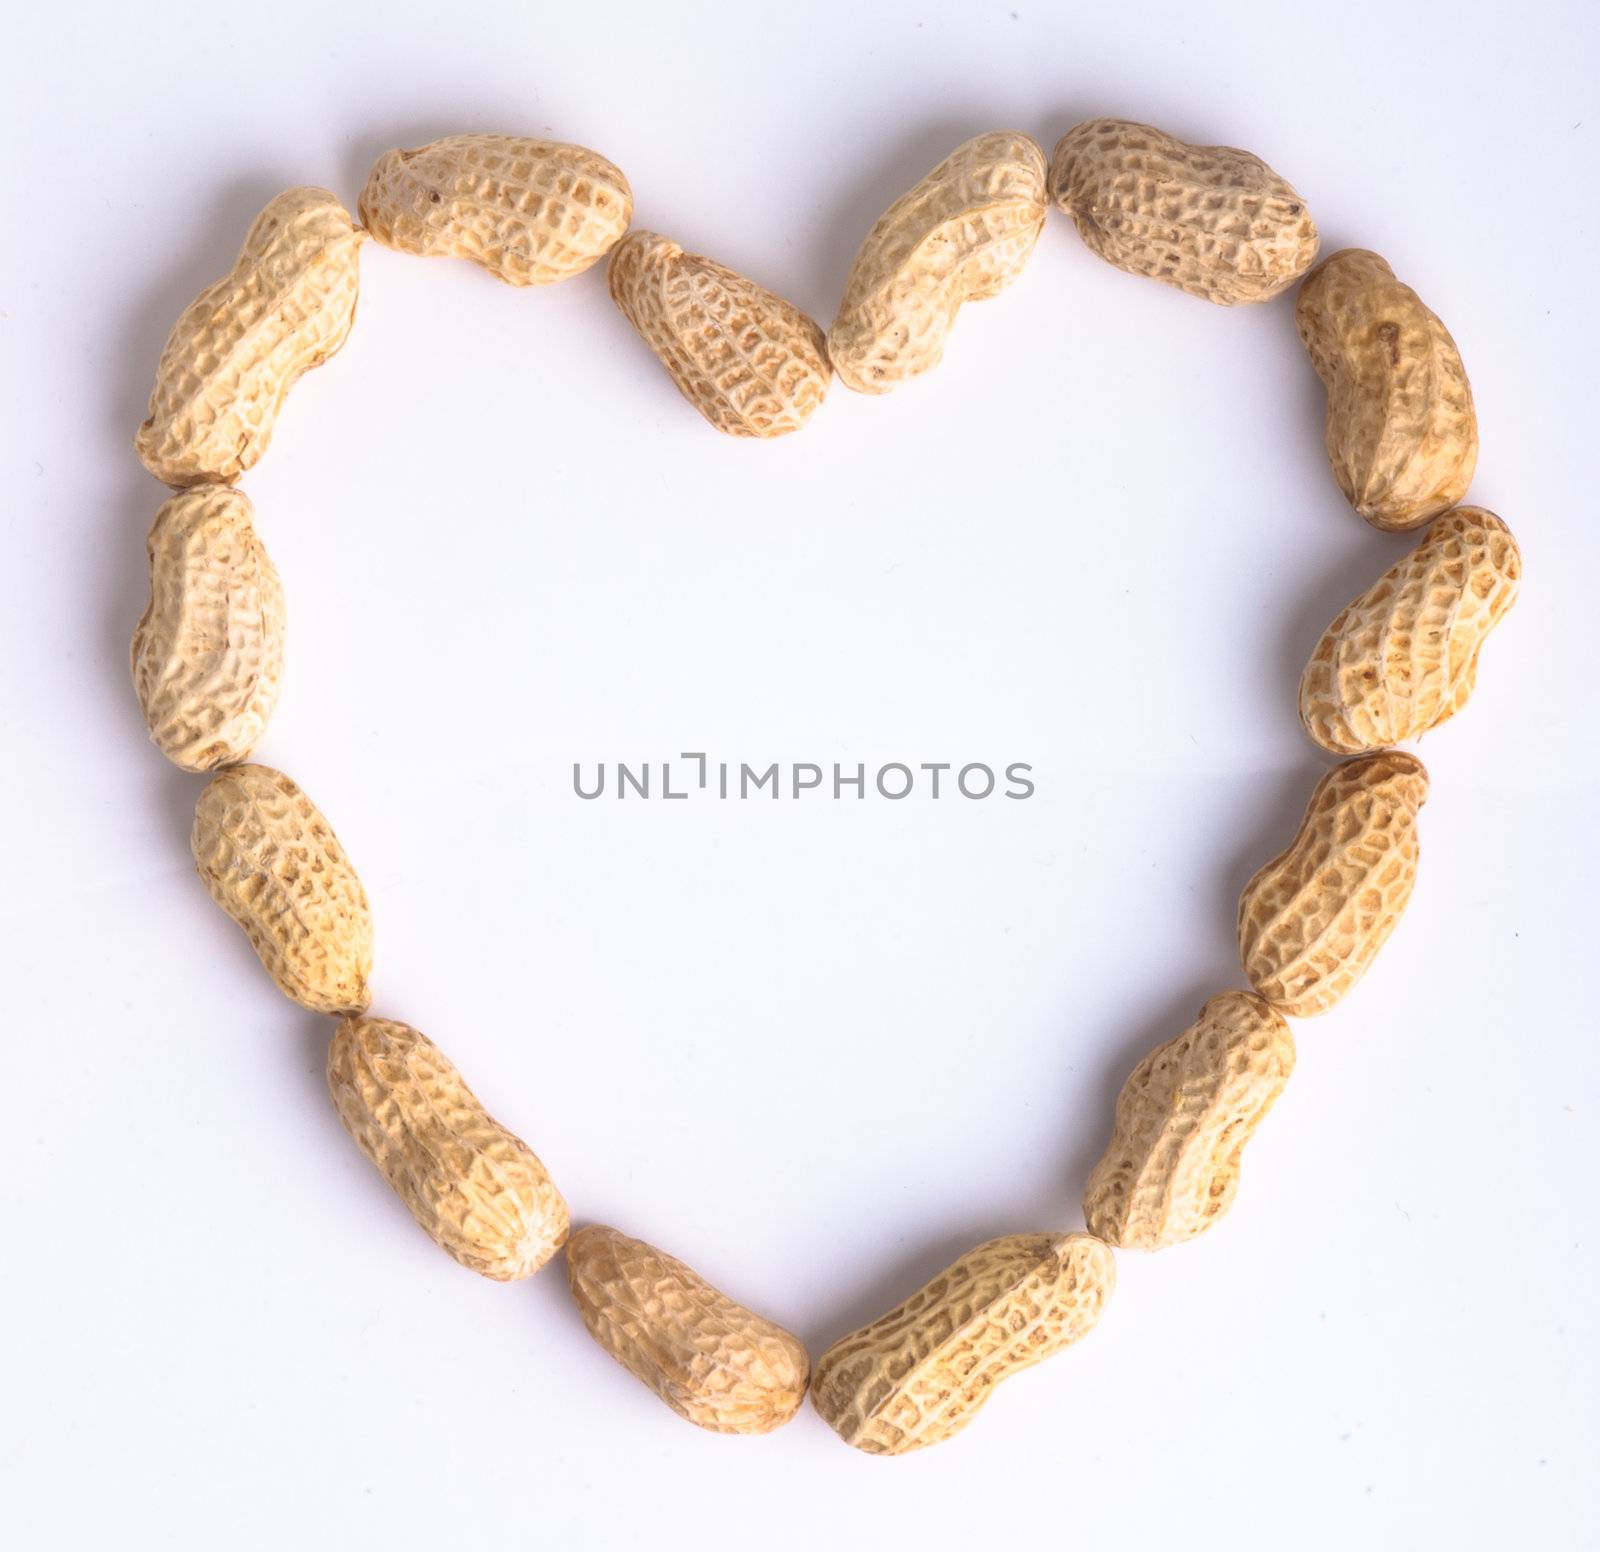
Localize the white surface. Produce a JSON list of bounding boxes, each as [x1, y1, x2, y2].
[[2, 3, 1597, 1547]]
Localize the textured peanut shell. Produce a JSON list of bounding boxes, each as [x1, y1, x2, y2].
[[1049, 118, 1318, 305], [1238, 752, 1429, 1016], [329, 1017, 568, 1281], [608, 231, 831, 437], [358, 134, 632, 286], [1297, 249, 1477, 530], [1084, 992, 1294, 1250], [566, 1226, 809, 1433], [191, 764, 371, 1014], [828, 131, 1047, 394], [812, 1232, 1113, 1455], [136, 188, 363, 486], [1300, 506, 1521, 754], [130, 486, 284, 772]]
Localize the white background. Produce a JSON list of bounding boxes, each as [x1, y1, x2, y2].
[[3, 2, 1597, 1547]]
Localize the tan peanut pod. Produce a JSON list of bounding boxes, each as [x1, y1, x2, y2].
[[130, 486, 285, 772], [1238, 752, 1429, 1016], [1084, 992, 1294, 1250], [191, 764, 371, 1014], [566, 1225, 809, 1433], [358, 134, 632, 287], [827, 131, 1048, 394], [607, 231, 831, 437], [1296, 249, 1477, 530], [1048, 118, 1319, 305], [328, 1017, 569, 1281], [135, 188, 363, 486], [1300, 506, 1521, 754], [811, 1232, 1113, 1455]]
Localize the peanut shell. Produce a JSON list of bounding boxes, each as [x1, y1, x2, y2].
[[358, 134, 632, 286], [130, 485, 285, 772], [329, 1017, 568, 1281], [1084, 992, 1294, 1249], [136, 187, 363, 486], [1049, 118, 1318, 304], [1300, 506, 1521, 754], [828, 131, 1048, 393], [566, 1225, 809, 1433], [811, 1232, 1113, 1455], [1238, 752, 1429, 1016], [1296, 248, 1477, 530], [607, 231, 831, 437], [191, 764, 371, 1014]]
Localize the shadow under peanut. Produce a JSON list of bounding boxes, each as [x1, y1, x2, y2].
[[806, 1218, 1025, 1355]]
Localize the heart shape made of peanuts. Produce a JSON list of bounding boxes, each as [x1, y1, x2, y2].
[[129, 122, 1521, 1454]]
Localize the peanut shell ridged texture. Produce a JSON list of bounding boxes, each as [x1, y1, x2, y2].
[[828, 131, 1047, 394], [135, 188, 363, 486], [329, 1018, 569, 1281], [131, 486, 285, 772], [1300, 506, 1521, 753], [1238, 752, 1429, 1017], [1048, 118, 1318, 305], [566, 1226, 809, 1433], [1296, 249, 1477, 530], [358, 134, 632, 287], [812, 1232, 1114, 1455], [608, 232, 830, 437], [191, 764, 371, 1014], [1084, 992, 1294, 1250]]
